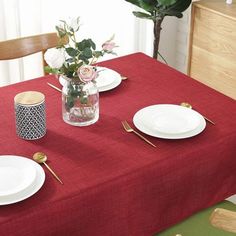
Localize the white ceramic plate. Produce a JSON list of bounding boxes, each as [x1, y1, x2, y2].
[[133, 104, 206, 139], [0, 156, 45, 205], [59, 67, 122, 92], [0, 156, 36, 197]]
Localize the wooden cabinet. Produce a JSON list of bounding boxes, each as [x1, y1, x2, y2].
[[188, 0, 236, 99]]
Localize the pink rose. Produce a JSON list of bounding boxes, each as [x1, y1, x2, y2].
[[77, 66, 98, 83], [102, 41, 116, 52]]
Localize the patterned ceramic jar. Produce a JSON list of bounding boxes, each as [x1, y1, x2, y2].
[[14, 91, 46, 140]]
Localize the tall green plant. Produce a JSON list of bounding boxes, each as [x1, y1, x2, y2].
[[125, 0, 192, 60]]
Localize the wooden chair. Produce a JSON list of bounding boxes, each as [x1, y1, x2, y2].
[[211, 207, 236, 234], [156, 200, 236, 235], [0, 32, 67, 74]]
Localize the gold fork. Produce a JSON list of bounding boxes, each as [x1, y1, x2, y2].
[[121, 120, 156, 148]]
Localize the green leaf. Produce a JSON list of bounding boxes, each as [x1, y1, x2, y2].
[[143, 0, 156, 4], [157, 0, 177, 6], [62, 64, 75, 78], [44, 66, 52, 73], [77, 39, 96, 51], [126, 0, 191, 18], [125, 0, 155, 12], [66, 47, 78, 57], [163, 11, 183, 17], [67, 64, 77, 73], [77, 40, 87, 51], [88, 39, 96, 50], [125, 0, 142, 8], [93, 51, 103, 58], [77, 41, 84, 51], [82, 47, 93, 58], [66, 58, 74, 63], [65, 96, 75, 109], [133, 11, 154, 20], [78, 54, 89, 64], [164, 0, 192, 14], [138, 0, 156, 12], [82, 40, 89, 48], [44, 66, 59, 74], [66, 72, 74, 78]]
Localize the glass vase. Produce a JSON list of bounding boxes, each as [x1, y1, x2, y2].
[[62, 79, 99, 126]]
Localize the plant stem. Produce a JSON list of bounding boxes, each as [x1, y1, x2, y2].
[[90, 56, 97, 65], [158, 51, 168, 65], [153, 17, 164, 59]]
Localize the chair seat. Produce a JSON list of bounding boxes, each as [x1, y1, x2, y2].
[[157, 200, 236, 236]]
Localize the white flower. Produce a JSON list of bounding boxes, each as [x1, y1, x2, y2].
[[68, 17, 80, 32], [44, 48, 65, 69]]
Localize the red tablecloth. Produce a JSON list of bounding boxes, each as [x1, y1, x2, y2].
[[0, 53, 236, 236]]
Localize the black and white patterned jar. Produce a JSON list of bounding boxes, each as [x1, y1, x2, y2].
[[14, 91, 46, 140]]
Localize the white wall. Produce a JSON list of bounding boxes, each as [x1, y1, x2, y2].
[[0, 0, 138, 86], [174, 8, 191, 73], [0, 0, 193, 86]]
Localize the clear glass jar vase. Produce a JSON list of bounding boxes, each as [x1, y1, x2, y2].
[[62, 79, 99, 126]]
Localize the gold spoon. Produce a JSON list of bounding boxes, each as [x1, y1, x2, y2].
[[180, 102, 215, 125], [33, 152, 63, 184]]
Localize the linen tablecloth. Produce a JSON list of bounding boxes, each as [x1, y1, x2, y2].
[[0, 53, 236, 236]]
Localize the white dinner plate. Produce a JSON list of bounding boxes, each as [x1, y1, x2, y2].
[[59, 67, 122, 92], [133, 104, 206, 139], [0, 156, 36, 197], [0, 155, 45, 205]]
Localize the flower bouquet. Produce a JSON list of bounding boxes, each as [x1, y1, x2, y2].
[[44, 17, 117, 126]]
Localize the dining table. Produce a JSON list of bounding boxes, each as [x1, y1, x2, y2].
[[0, 52, 236, 236]]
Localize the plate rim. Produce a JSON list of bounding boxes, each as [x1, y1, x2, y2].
[[0, 155, 45, 205], [97, 67, 122, 92], [133, 104, 206, 139], [136, 104, 201, 135], [95, 67, 117, 88], [59, 66, 122, 92]]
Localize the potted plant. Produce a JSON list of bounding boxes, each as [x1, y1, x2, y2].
[[125, 0, 192, 60]]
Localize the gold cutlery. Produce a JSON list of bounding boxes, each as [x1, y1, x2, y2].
[[33, 152, 63, 184], [47, 82, 62, 92], [180, 102, 215, 125], [121, 120, 156, 148]]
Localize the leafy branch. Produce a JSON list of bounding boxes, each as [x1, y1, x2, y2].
[[125, 0, 192, 60]]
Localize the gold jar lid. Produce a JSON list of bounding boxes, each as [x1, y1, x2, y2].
[[14, 91, 45, 105]]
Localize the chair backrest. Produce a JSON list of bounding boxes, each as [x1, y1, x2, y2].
[[210, 208, 236, 233], [0, 33, 67, 74]]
